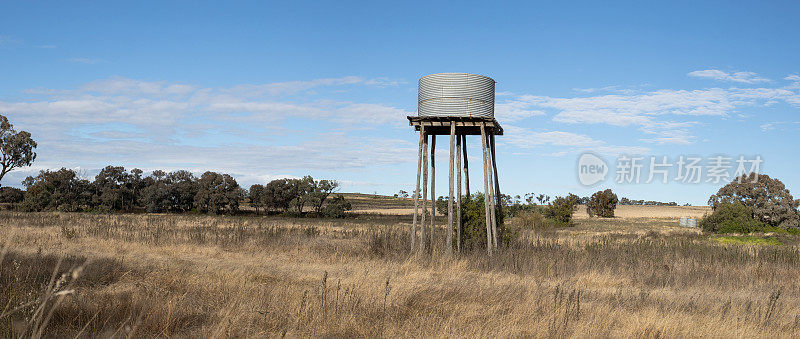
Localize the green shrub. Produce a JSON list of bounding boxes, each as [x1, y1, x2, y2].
[[0, 187, 24, 204], [586, 189, 618, 218], [700, 202, 769, 234], [515, 208, 556, 231], [321, 194, 352, 218], [543, 194, 579, 225], [459, 193, 511, 251]]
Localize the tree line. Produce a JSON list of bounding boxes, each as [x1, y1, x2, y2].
[[5, 166, 350, 217]]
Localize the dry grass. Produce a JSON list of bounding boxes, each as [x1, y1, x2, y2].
[[354, 204, 711, 218], [0, 208, 798, 337], [572, 205, 712, 219]]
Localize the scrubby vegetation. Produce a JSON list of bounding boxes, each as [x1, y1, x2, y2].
[[0, 187, 24, 203], [700, 202, 770, 234], [15, 166, 349, 217], [586, 189, 618, 218], [543, 194, 579, 225]]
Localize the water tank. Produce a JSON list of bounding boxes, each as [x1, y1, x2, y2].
[[418, 73, 495, 118]]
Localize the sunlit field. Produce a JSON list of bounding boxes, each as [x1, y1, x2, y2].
[[1, 200, 799, 337]]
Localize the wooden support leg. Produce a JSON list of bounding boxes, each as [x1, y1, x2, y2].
[[490, 134, 502, 247], [462, 134, 470, 197], [411, 126, 424, 252], [480, 124, 492, 256], [486, 133, 498, 250], [421, 132, 428, 253], [456, 133, 463, 253], [430, 135, 436, 251], [447, 123, 455, 256]]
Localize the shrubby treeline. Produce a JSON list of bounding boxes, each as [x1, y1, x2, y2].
[[498, 193, 681, 207], [13, 166, 350, 216], [248, 176, 350, 217]]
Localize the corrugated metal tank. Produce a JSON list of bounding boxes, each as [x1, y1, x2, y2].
[[418, 73, 495, 118]]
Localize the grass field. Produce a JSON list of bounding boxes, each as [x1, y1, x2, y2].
[[0, 200, 799, 337]]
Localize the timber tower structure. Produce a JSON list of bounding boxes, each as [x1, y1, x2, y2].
[[409, 73, 503, 256]]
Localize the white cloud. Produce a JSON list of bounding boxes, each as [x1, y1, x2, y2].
[[785, 75, 800, 82], [82, 77, 197, 96], [0, 35, 18, 47], [332, 103, 412, 126], [69, 57, 106, 64], [0, 76, 416, 188], [534, 88, 735, 125], [571, 85, 642, 94], [760, 121, 800, 131], [503, 125, 650, 156], [688, 69, 770, 84], [500, 80, 800, 145], [223, 76, 402, 97], [504, 126, 599, 148], [363, 77, 407, 87], [589, 145, 650, 156], [495, 99, 546, 122]]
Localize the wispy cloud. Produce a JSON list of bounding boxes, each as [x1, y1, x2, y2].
[[760, 121, 800, 131], [0, 35, 19, 48], [81, 77, 197, 96], [688, 69, 770, 84], [503, 125, 650, 156], [494, 99, 546, 122], [68, 57, 107, 64], [0, 76, 414, 187], [224, 76, 402, 97], [497, 77, 800, 145]]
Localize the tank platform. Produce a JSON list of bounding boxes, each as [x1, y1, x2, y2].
[[407, 116, 503, 135]]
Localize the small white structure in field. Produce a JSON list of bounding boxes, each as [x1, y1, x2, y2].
[[679, 217, 697, 228]]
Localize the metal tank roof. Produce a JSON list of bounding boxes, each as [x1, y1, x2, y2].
[[418, 73, 495, 118]]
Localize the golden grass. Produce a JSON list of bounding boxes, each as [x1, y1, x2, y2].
[[354, 204, 711, 218], [572, 205, 711, 219], [0, 210, 798, 337]]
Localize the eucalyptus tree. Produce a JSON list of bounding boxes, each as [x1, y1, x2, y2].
[[0, 115, 37, 186]]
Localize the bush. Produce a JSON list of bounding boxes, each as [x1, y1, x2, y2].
[[262, 178, 297, 213], [459, 193, 511, 251], [20, 168, 93, 212], [700, 202, 769, 234], [708, 173, 799, 229], [436, 196, 447, 215], [543, 194, 579, 225], [587, 189, 618, 218], [0, 187, 24, 203], [515, 208, 555, 231], [321, 194, 352, 218], [194, 171, 242, 214]]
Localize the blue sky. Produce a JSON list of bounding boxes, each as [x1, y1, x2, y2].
[[1, 1, 799, 205]]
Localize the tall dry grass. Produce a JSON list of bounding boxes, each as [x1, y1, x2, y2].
[[0, 211, 798, 337]]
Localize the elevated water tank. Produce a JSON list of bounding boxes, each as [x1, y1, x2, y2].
[[418, 73, 495, 118]]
